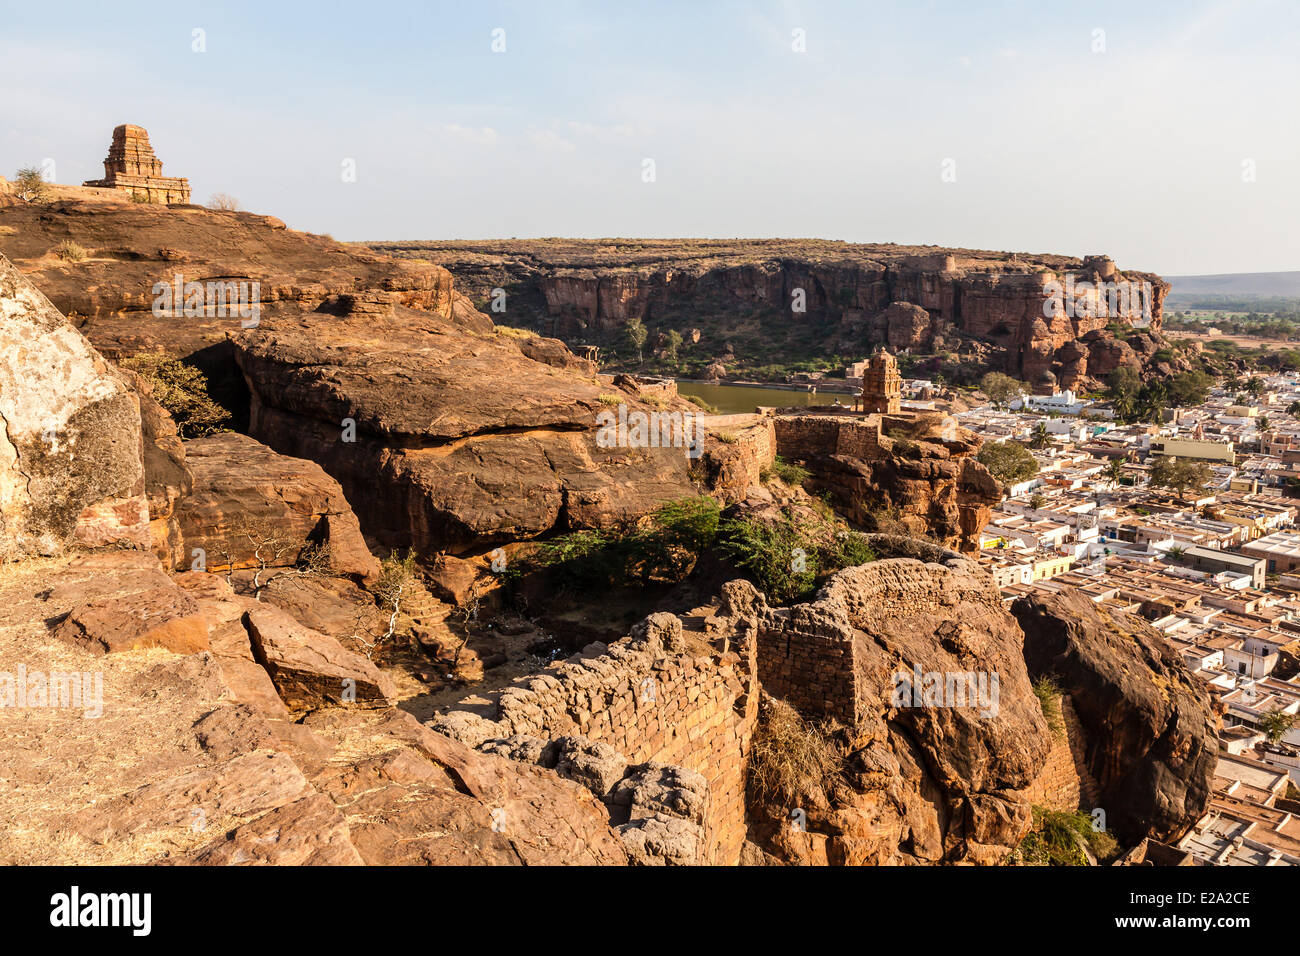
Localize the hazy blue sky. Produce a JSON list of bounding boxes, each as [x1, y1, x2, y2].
[[2, 0, 1296, 275]]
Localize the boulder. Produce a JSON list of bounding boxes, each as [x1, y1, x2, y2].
[[551, 734, 629, 797], [1011, 590, 1218, 845], [177, 432, 378, 581], [0, 253, 148, 557], [881, 301, 933, 351], [745, 557, 1052, 865], [53, 584, 209, 655], [243, 603, 395, 710]]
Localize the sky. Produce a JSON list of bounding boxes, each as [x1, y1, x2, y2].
[[2, 0, 1297, 276]]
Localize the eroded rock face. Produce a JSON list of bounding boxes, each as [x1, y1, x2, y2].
[[0, 550, 628, 866], [177, 432, 378, 580], [735, 558, 1052, 865], [773, 413, 1000, 552], [0, 253, 148, 557], [232, 309, 709, 555], [1011, 591, 1218, 845], [368, 240, 1168, 387]]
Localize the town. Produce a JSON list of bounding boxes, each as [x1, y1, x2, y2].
[[942, 365, 1300, 866]]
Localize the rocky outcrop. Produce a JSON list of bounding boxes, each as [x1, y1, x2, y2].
[[773, 412, 1000, 551], [370, 240, 1168, 388], [243, 602, 396, 710], [0, 253, 149, 558], [733, 558, 1052, 865], [176, 432, 378, 580], [231, 307, 715, 556], [1011, 590, 1218, 845], [0, 542, 627, 866]]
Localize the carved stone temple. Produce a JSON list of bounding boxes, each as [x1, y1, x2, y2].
[[857, 347, 902, 414], [83, 124, 191, 204]]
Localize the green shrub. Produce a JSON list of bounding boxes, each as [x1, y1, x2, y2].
[[717, 513, 819, 604], [977, 440, 1039, 484], [1012, 807, 1120, 866], [119, 352, 231, 438], [761, 455, 810, 487], [526, 497, 721, 589], [1032, 676, 1065, 740]]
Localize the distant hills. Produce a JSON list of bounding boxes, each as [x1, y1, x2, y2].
[[1165, 271, 1300, 311]]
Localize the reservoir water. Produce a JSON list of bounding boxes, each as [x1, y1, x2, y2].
[[675, 381, 851, 415]]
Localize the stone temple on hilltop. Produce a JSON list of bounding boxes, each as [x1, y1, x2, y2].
[[856, 347, 902, 414], [83, 124, 190, 204]]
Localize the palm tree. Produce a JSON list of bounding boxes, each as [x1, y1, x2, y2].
[[1030, 422, 1051, 449], [1105, 455, 1128, 489], [1112, 390, 1136, 422]]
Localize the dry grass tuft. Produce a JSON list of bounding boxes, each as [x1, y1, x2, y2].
[[747, 697, 841, 807]]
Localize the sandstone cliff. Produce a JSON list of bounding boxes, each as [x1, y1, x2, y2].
[[0, 201, 738, 560], [723, 551, 1052, 864], [369, 239, 1169, 389]]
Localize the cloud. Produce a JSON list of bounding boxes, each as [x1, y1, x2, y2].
[[528, 128, 576, 152], [435, 124, 499, 146]]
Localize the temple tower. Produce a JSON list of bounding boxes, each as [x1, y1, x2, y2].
[[861, 348, 902, 414], [83, 125, 191, 204]]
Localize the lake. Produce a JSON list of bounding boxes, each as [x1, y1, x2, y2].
[[676, 381, 852, 415]]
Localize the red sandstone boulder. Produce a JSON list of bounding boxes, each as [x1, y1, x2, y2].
[[177, 432, 379, 581], [45, 551, 210, 654], [1011, 590, 1218, 845], [243, 603, 395, 710], [881, 301, 933, 351], [53, 584, 210, 655]]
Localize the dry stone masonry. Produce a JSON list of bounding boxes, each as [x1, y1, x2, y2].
[[432, 611, 760, 865]]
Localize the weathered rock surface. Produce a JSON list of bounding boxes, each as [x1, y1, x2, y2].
[[233, 308, 710, 555], [1011, 590, 1218, 845], [369, 239, 1168, 389], [43, 551, 209, 654], [0, 253, 148, 557], [177, 432, 378, 580], [735, 558, 1052, 865], [773, 413, 1000, 551], [53, 582, 210, 655], [243, 602, 395, 710], [0, 551, 630, 866]]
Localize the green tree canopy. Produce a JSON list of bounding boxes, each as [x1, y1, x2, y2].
[[977, 440, 1039, 485]]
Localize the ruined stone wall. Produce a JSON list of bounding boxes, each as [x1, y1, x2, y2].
[[753, 605, 860, 725], [1024, 695, 1102, 813], [772, 414, 882, 462], [436, 621, 760, 865], [699, 413, 776, 504]]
